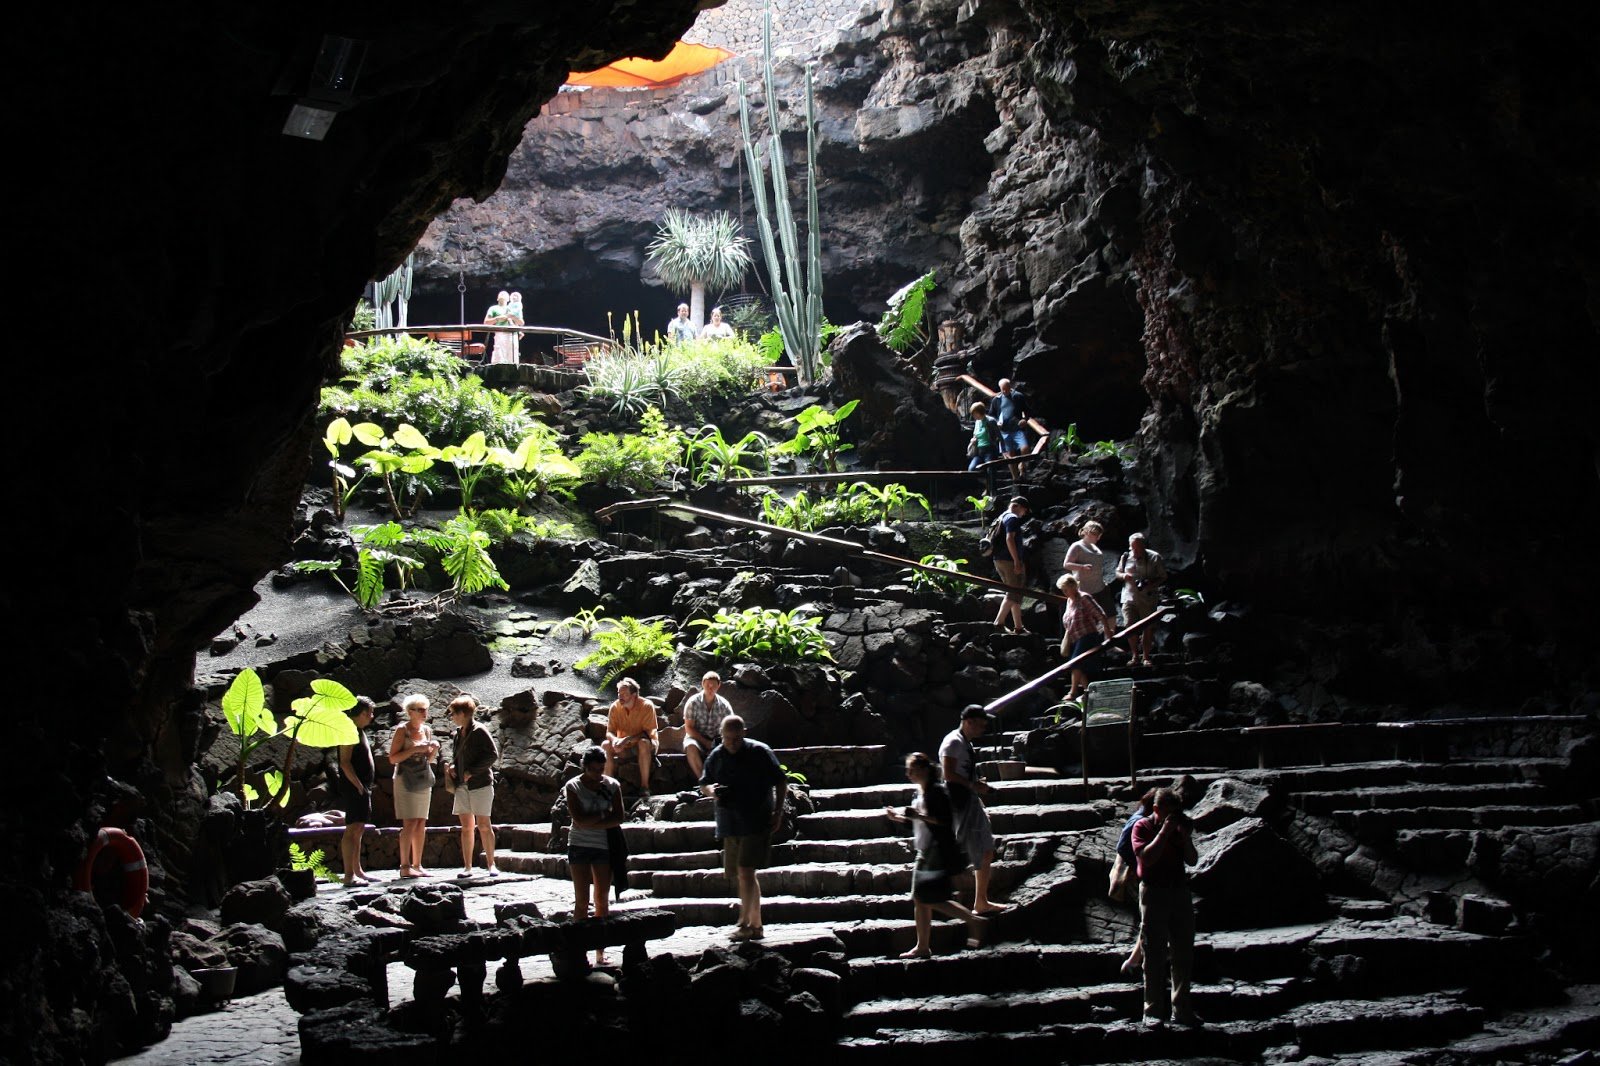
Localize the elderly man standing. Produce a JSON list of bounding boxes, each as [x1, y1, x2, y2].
[[700, 715, 787, 940], [1132, 786, 1201, 1027], [990, 378, 1029, 479], [680, 670, 733, 780], [603, 677, 658, 801]]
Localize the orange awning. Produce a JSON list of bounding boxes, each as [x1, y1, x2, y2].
[[565, 41, 733, 89]]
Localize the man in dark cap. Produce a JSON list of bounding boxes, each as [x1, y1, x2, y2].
[[940, 705, 1009, 914]]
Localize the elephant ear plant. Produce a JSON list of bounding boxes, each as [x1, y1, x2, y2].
[[221, 668, 359, 810]]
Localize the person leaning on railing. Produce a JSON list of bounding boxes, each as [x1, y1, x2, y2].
[[1055, 572, 1118, 702]]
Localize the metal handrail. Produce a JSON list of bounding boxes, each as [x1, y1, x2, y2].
[[345, 323, 615, 346], [982, 605, 1169, 716]]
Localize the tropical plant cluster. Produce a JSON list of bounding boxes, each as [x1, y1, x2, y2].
[[758, 480, 929, 533], [582, 333, 768, 414], [690, 607, 834, 663], [322, 335, 537, 448]]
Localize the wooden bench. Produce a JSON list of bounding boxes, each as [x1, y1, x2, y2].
[[424, 330, 486, 361], [554, 341, 593, 369]]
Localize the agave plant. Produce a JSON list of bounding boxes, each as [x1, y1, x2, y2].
[[645, 209, 751, 329]]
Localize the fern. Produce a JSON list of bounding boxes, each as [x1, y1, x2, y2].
[[289, 842, 337, 883], [575, 616, 676, 685], [416, 514, 509, 598], [877, 271, 937, 353]]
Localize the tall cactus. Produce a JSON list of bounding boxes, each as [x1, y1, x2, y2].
[[738, 11, 823, 385]]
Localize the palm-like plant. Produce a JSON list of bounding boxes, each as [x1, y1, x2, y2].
[[646, 209, 752, 329]]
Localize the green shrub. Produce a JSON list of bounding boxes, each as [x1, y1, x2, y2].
[[574, 406, 685, 490], [575, 616, 677, 684], [474, 508, 576, 543], [756, 482, 901, 532], [322, 335, 537, 447], [687, 425, 770, 483], [689, 607, 834, 663]]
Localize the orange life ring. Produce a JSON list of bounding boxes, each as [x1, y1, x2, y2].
[[74, 827, 149, 918]]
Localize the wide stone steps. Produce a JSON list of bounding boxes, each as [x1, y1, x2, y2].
[[843, 977, 1294, 1035], [1332, 803, 1588, 835], [811, 780, 1120, 810], [1292, 781, 1552, 814], [643, 858, 1031, 898], [789, 803, 1109, 839], [614, 892, 915, 925], [836, 993, 1486, 1064]]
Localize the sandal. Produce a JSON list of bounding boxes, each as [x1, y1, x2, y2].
[[898, 947, 932, 960]]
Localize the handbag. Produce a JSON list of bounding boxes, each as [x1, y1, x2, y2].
[[1107, 853, 1132, 902], [966, 439, 977, 457]]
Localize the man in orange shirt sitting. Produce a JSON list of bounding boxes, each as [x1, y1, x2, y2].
[[603, 677, 659, 800]]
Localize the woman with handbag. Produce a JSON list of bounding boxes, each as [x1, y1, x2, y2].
[[446, 694, 499, 877], [388, 693, 439, 878], [884, 752, 988, 958], [966, 401, 1000, 470]]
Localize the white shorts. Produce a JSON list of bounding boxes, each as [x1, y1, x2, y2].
[[453, 785, 494, 817]]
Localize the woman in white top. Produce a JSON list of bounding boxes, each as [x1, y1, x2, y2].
[[700, 306, 735, 340], [1063, 520, 1110, 609], [486, 290, 518, 364]]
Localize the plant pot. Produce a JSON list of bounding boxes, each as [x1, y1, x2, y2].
[[192, 966, 237, 1003]]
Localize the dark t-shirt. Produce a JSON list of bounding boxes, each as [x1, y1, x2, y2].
[[991, 390, 1026, 429], [989, 512, 1025, 561], [700, 738, 785, 838]]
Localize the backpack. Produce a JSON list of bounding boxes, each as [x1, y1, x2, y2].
[[977, 511, 1008, 556]]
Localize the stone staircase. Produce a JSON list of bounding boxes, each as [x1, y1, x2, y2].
[[489, 731, 1599, 1061]]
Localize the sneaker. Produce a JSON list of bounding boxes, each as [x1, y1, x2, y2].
[[487, 866, 500, 877], [677, 790, 700, 804], [456, 869, 472, 879], [1142, 1015, 1167, 1029], [638, 791, 652, 802], [732, 925, 764, 941], [1173, 1010, 1205, 1027]]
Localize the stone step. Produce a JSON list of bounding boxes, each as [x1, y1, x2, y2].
[[1133, 759, 1561, 795], [1293, 781, 1551, 815], [810, 780, 1119, 810], [615, 893, 915, 926], [843, 976, 1295, 1036], [840, 921, 1531, 998], [645, 859, 1031, 899], [836, 993, 1484, 1064], [1333, 803, 1587, 836], [792, 803, 1109, 840]]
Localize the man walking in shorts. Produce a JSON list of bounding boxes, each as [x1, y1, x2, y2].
[[699, 715, 787, 940]]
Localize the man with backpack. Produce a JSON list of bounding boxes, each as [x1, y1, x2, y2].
[[988, 495, 1031, 633]]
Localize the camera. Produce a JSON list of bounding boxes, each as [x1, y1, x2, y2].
[[1134, 578, 1148, 590]]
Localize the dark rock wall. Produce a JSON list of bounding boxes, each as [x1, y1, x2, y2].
[[15, 3, 710, 1061], [1005, 0, 1600, 699], [427, 0, 1598, 701]]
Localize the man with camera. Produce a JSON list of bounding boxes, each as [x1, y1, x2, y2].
[[1117, 532, 1167, 667], [1131, 786, 1201, 1026]]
